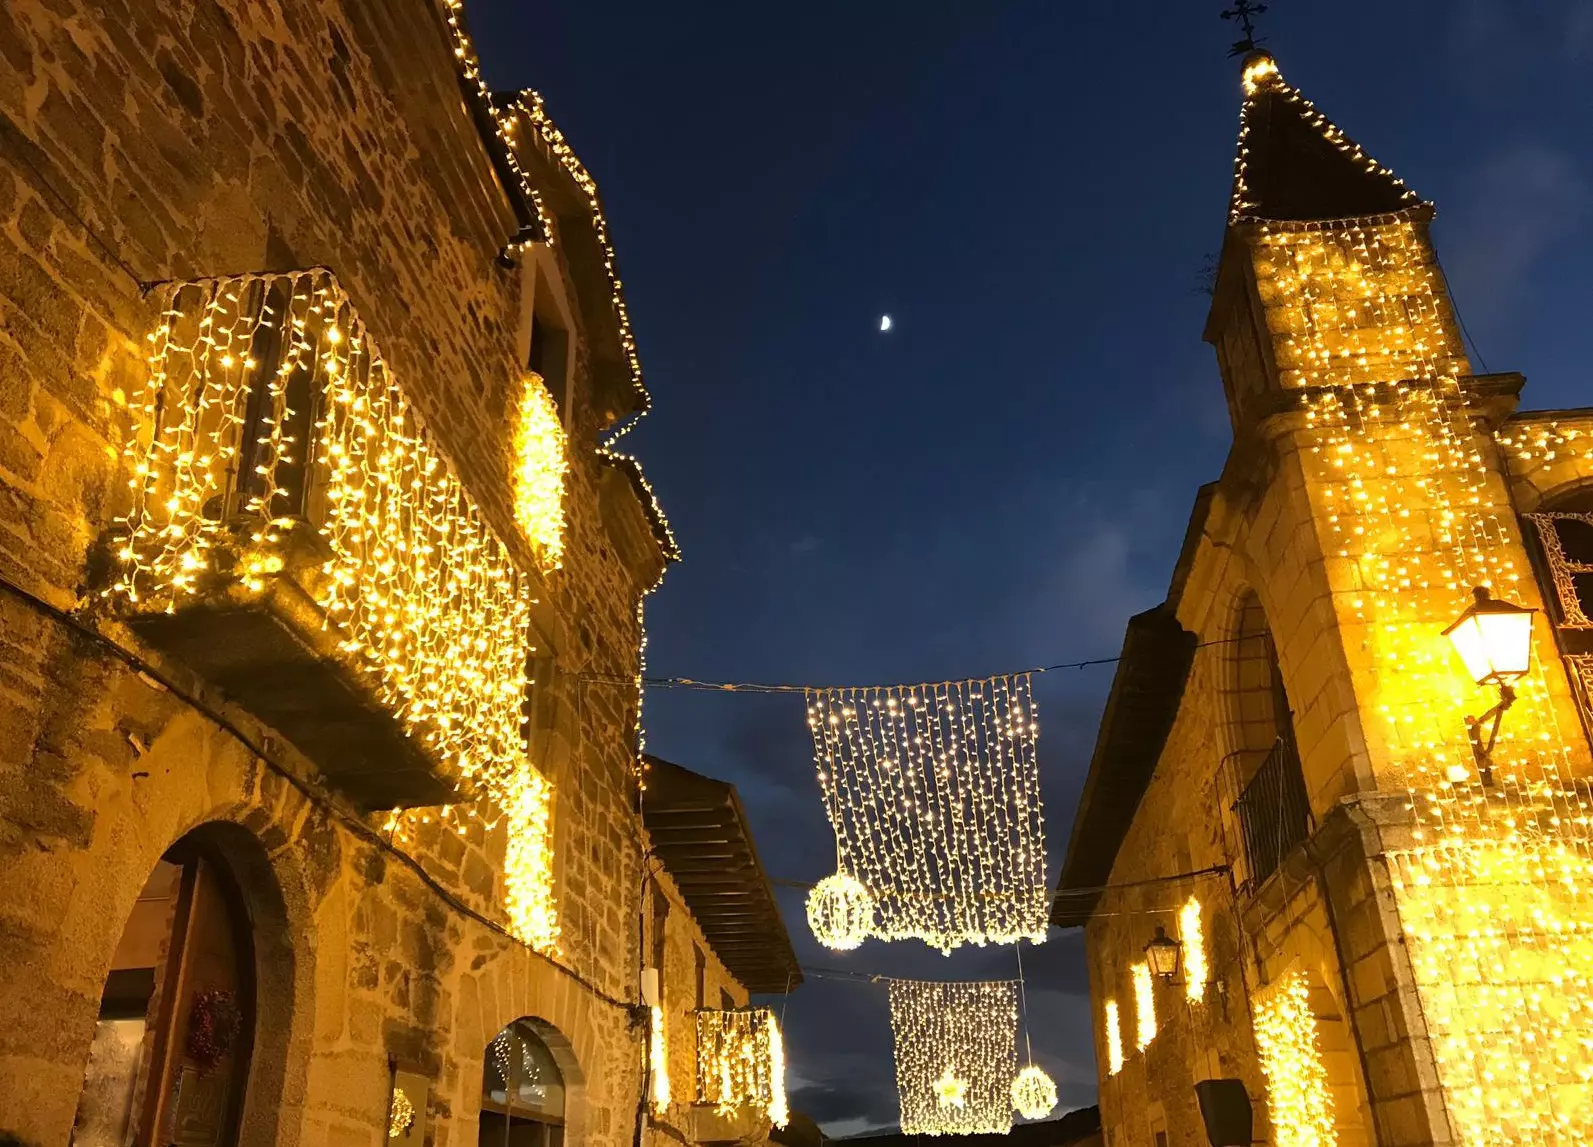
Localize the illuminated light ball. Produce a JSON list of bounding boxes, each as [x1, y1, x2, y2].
[[805, 872, 875, 951], [1010, 1065, 1058, 1120]]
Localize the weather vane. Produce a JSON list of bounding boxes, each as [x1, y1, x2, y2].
[[1220, 0, 1268, 56]]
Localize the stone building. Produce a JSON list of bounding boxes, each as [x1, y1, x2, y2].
[[0, 1, 797, 1146], [1054, 52, 1593, 1147], [640, 756, 803, 1147]]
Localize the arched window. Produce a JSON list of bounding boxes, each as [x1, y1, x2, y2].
[[71, 835, 256, 1146], [1227, 591, 1313, 890], [481, 1021, 566, 1147]]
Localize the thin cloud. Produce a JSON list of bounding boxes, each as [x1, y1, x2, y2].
[[1442, 143, 1586, 338]]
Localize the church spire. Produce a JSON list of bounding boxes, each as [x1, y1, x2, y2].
[[1228, 50, 1422, 224]]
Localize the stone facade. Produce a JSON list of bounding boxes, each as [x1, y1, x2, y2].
[[1061, 52, 1593, 1147], [0, 2, 789, 1147]]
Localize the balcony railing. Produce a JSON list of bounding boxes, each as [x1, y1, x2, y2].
[[111, 269, 541, 814], [693, 1008, 787, 1131], [1234, 735, 1314, 891]]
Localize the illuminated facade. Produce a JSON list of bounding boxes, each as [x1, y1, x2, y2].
[[1055, 50, 1593, 1147], [0, 3, 798, 1147]]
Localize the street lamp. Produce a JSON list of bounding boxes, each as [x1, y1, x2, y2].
[[1443, 586, 1536, 785], [1144, 925, 1182, 981]]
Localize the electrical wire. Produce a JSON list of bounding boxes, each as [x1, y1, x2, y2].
[[771, 863, 1228, 900], [582, 635, 1246, 695]]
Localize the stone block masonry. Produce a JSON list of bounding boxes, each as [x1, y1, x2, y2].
[[0, 0, 679, 1145]]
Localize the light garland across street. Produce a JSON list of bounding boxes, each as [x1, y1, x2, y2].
[[887, 979, 1018, 1135], [806, 674, 1048, 952]]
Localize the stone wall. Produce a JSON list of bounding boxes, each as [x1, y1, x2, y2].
[[0, 0, 671, 1144]]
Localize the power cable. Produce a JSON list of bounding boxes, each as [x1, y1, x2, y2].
[[582, 636, 1245, 695]]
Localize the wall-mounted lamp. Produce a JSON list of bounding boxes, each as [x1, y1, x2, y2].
[[1442, 586, 1535, 785], [1144, 925, 1182, 981]]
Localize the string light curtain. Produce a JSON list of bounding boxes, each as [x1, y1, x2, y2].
[[694, 1008, 789, 1129], [806, 675, 1047, 952], [113, 270, 558, 950], [1251, 970, 1337, 1147], [888, 979, 1018, 1135], [1180, 897, 1208, 1004], [1239, 55, 1593, 1142]]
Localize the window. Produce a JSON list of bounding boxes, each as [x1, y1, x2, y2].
[[649, 881, 669, 998], [1523, 505, 1593, 735], [234, 278, 319, 522], [528, 312, 569, 410], [694, 945, 706, 1011], [480, 1021, 566, 1147], [720, 988, 736, 1012], [1228, 592, 1313, 890], [71, 840, 256, 1146]]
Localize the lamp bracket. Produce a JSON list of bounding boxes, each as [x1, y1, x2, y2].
[[1464, 681, 1516, 786]]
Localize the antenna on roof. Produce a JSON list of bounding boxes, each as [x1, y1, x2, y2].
[[1220, 0, 1269, 56]]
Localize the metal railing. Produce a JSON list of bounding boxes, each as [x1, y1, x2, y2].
[[1234, 735, 1313, 890]]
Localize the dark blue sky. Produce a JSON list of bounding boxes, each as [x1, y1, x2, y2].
[[471, 0, 1593, 1132]]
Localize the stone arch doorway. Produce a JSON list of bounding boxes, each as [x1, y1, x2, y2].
[[479, 1018, 579, 1147], [69, 824, 270, 1147]]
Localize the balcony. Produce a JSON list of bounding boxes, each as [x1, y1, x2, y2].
[[110, 269, 542, 810], [1234, 735, 1314, 890], [693, 1008, 786, 1138]]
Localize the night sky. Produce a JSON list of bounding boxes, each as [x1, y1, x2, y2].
[[469, 1, 1593, 1134]]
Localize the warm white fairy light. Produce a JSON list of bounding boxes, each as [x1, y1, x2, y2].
[[1230, 52, 1417, 225], [1180, 897, 1207, 1004], [1130, 962, 1155, 1051], [440, 0, 679, 793], [512, 372, 568, 570], [113, 270, 558, 950], [766, 1015, 789, 1129], [1103, 999, 1123, 1076], [695, 1008, 788, 1129], [388, 1087, 416, 1139], [1225, 57, 1593, 1138], [650, 1005, 671, 1112], [1273, 220, 1593, 1140], [805, 871, 875, 951], [1010, 1065, 1057, 1121], [933, 1068, 967, 1110], [806, 675, 1047, 952], [887, 979, 1018, 1136], [1251, 970, 1337, 1147]]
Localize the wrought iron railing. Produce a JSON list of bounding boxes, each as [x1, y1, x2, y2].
[[1234, 735, 1313, 890]]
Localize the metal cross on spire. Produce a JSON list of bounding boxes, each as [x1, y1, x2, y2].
[[1220, 0, 1269, 56]]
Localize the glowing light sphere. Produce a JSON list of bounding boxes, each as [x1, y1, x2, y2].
[[806, 871, 875, 951], [1010, 1065, 1058, 1120]]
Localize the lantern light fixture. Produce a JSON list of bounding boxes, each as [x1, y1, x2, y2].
[[1442, 586, 1536, 785], [1144, 925, 1182, 981]]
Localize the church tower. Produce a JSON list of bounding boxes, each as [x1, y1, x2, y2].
[[1201, 50, 1593, 1146], [1205, 50, 1471, 433], [1058, 44, 1593, 1147]]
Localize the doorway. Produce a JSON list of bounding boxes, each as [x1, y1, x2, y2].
[[71, 836, 257, 1146]]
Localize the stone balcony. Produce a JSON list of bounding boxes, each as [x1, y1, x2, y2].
[[686, 1103, 769, 1144], [110, 268, 546, 811]]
